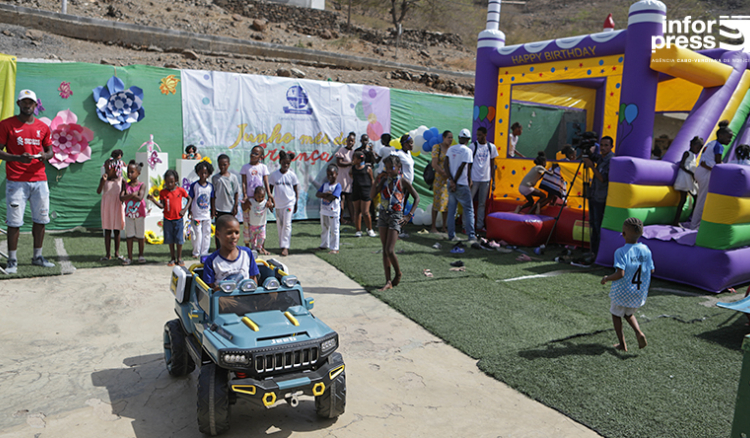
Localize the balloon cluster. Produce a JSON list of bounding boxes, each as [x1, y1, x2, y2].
[[400, 125, 442, 158], [411, 203, 443, 227]]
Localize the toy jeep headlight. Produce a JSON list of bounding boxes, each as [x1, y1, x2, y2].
[[239, 279, 257, 292], [281, 275, 298, 288], [223, 353, 251, 365], [263, 277, 280, 290], [321, 337, 337, 353], [219, 281, 237, 293]]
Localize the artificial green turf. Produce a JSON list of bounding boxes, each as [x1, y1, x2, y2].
[[311, 223, 747, 438], [3, 222, 747, 438]]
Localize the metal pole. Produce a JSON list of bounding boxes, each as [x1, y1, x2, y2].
[[61, 0, 67, 14]]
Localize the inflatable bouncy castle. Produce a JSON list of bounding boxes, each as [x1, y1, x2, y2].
[[474, 0, 750, 292]]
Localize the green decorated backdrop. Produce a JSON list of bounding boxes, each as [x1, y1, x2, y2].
[[389, 89, 474, 212], [0, 62, 476, 230], [1, 62, 183, 230]]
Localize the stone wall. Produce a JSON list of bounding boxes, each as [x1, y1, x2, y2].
[[215, 0, 464, 50]]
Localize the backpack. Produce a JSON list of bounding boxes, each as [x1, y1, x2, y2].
[[472, 141, 492, 159], [423, 162, 435, 190]]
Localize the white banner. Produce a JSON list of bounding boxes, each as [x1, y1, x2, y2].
[[181, 70, 390, 219]]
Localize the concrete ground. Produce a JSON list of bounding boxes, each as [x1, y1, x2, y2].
[[0, 254, 601, 438]]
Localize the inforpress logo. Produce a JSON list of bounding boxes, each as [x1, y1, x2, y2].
[[719, 16, 750, 50], [651, 16, 750, 52]]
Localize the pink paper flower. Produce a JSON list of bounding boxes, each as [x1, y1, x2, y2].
[[58, 81, 73, 99], [39, 109, 94, 170]]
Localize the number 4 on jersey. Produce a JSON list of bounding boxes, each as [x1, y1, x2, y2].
[[631, 266, 642, 290]]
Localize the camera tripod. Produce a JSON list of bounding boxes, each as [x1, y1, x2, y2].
[[542, 158, 591, 249]]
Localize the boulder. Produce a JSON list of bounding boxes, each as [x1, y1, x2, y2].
[[182, 50, 200, 60], [252, 19, 267, 32], [25, 30, 43, 41]]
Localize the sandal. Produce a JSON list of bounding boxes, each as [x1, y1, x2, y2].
[[122, 258, 131, 265], [167, 260, 176, 267], [423, 269, 433, 277], [99, 256, 111, 262], [177, 260, 185, 266], [138, 256, 147, 263]]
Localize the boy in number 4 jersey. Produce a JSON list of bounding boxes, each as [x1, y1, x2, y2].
[[601, 217, 654, 352]]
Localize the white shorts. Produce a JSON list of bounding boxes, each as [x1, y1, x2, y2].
[[610, 302, 638, 317], [125, 217, 145, 239], [519, 185, 534, 197], [6, 180, 50, 227]]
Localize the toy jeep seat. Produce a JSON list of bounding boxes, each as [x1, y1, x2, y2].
[[183, 259, 288, 292]]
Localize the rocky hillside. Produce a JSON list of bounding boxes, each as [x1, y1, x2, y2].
[[1, 0, 748, 97]]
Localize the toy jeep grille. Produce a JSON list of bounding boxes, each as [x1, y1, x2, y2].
[[255, 346, 319, 373]]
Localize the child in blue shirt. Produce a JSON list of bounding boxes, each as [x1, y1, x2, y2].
[[601, 217, 654, 351], [203, 215, 259, 290]]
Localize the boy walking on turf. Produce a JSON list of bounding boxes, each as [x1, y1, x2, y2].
[[600, 217, 654, 351]]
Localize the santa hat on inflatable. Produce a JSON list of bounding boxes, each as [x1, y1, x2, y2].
[[603, 13, 615, 32]]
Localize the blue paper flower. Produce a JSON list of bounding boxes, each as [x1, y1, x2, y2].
[[93, 76, 145, 131]]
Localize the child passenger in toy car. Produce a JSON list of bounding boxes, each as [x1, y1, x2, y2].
[[203, 215, 259, 291]]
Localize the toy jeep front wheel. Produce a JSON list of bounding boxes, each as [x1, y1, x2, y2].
[[164, 319, 195, 377], [197, 363, 231, 436], [315, 353, 346, 418]]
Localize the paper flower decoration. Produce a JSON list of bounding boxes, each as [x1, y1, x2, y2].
[[38, 109, 94, 170], [159, 75, 180, 95], [34, 98, 45, 116], [145, 230, 164, 245], [93, 76, 145, 131], [148, 175, 164, 201], [58, 81, 73, 99]]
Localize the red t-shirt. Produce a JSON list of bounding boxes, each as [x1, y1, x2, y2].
[[159, 187, 189, 220], [0, 116, 52, 182]]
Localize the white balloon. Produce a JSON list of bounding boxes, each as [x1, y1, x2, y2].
[[413, 212, 424, 226], [416, 125, 428, 136], [413, 208, 425, 226], [414, 136, 426, 148], [421, 208, 430, 225]]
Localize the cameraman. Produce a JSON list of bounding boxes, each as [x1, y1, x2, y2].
[[581, 135, 614, 260]]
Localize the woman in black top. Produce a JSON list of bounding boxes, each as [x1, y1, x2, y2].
[[350, 150, 376, 237]]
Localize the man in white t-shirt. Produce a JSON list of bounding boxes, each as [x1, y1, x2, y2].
[[468, 126, 499, 232], [444, 129, 475, 243]]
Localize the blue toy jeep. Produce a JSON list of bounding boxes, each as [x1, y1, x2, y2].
[[164, 258, 346, 436]]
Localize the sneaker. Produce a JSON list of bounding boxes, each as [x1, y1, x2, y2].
[[399, 232, 409, 239], [354, 231, 363, 237], [5, 258, 17, 274], [32, 256, 55, 268], [448, 236, 462, 242], [367, 229, 377, 237]]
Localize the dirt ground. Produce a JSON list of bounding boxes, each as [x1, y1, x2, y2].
[[0, 255, 601, 437], [0, 0, 476, 94]]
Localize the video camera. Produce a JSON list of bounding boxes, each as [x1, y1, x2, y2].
[[572, 130, 600, 162]]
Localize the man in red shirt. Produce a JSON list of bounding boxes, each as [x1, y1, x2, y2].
[[0, 89, 55, 274]]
